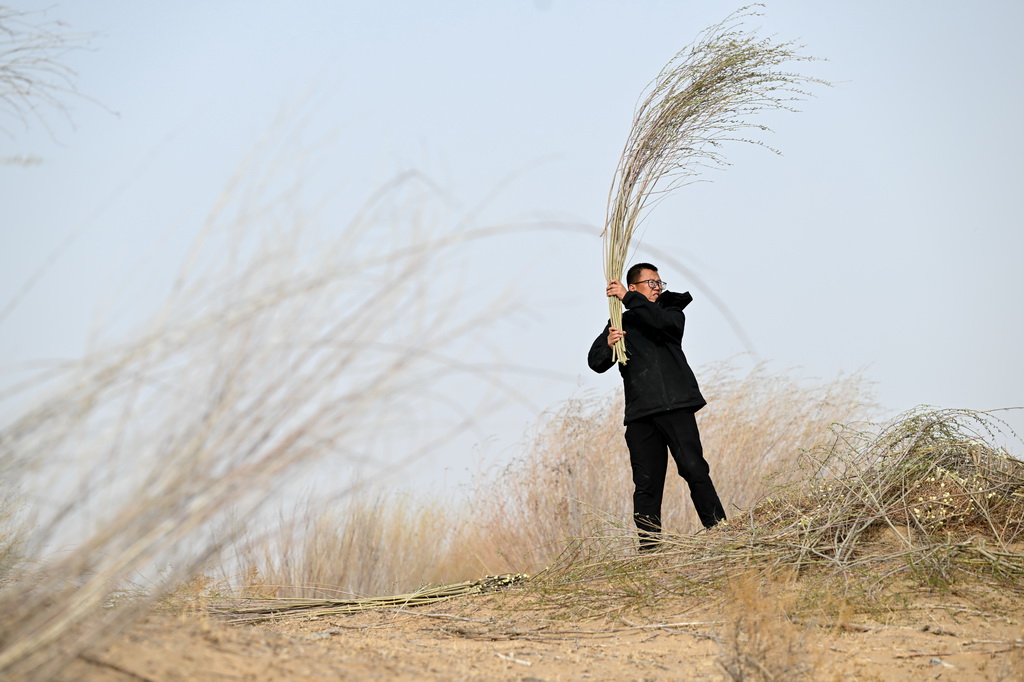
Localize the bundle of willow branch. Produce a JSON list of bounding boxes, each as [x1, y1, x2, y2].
[[603, 7, 827, 363], [213, 573, 528, 624]]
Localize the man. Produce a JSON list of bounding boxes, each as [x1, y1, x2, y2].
[[588, 262, 726, 551]]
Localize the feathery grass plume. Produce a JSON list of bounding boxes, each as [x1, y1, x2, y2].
[[603, 6, 827, 363]]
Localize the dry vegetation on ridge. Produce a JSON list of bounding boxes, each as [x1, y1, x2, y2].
[[198, 405, 1024, 681], [55, 403, 1024, 682]]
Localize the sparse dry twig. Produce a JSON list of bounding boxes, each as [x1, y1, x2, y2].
[[0, 5, 98, 139]]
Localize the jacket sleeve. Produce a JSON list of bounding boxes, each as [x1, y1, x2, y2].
[[622, 291, 685, 341], [588, 324, 615, 373]]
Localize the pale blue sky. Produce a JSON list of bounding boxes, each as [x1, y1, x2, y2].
[[3, 1, 1022, 492]]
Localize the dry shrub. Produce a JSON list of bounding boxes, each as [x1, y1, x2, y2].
[[228, 388, 1020, 623], [157, 574, 226, 617], [717, 574, 822, 682], [747, 407, 1024, 584]]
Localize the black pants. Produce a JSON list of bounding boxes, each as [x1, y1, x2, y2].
[[624, 408, 726, 549]]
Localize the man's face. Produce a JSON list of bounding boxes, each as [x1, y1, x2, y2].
[[629, 268, 662, 303]]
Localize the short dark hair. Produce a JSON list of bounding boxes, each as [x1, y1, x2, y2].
[[626, 262, 658, 285]]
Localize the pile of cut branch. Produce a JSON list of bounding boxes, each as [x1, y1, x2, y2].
[[531, 408, 1024, 616]]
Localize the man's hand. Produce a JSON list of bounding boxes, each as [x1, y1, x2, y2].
[[606, 280, 627, 300], [606, 326, 626, 349]]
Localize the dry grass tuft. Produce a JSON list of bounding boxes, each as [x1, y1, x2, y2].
[[716, 574, 822, 682], [207, 399, 1021, 645], [236, 492, 463, 600]]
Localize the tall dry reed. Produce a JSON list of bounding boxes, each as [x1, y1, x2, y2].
[[603, 7, 827, 363], [234, 491, 460, 599]]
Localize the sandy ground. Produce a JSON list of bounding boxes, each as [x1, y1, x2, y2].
[[65, 585, 1024, 682]]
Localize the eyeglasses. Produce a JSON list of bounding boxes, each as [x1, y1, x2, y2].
[[632, 279, 667, 290]]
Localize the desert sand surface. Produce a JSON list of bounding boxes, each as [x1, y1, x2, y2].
[[67, 583, 1023, 681]]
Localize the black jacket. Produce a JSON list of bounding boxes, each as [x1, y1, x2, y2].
[[588, 290, 706, 424]]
